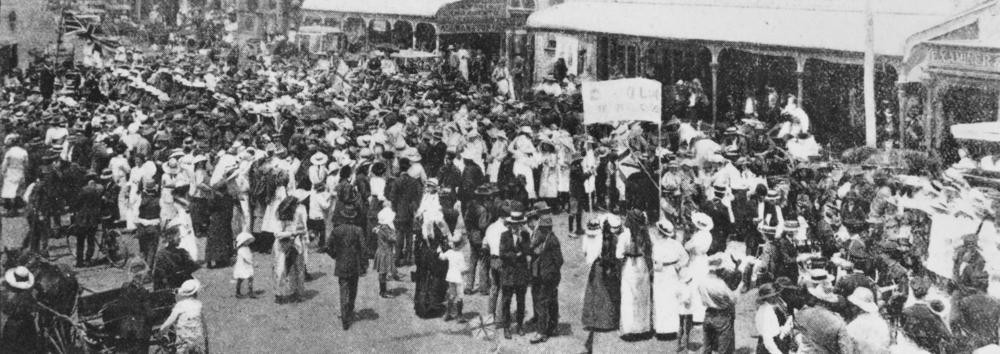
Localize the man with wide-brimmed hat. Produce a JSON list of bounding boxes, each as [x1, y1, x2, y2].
[[463, 184, 495, 295], [528, 215, 562, 344]]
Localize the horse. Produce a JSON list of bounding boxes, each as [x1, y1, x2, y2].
[[1, 248, 82, 353]]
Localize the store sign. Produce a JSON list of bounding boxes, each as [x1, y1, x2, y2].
[[437, 0, 518, 33], [582, 78, 662, 125], [930, 45, 1000, 73]]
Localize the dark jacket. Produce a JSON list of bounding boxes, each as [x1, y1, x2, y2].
[[530, 229, 563, 282], [389, 174, 423, 222], [328, 223, 370, 278], [463, 200, 490, 247], [499, 227, 531, 287], [834, 272, 877, 298], [458, 159, 485, 203], [951, 292, 1000, 350], [73, 183, 105, 228], [901, 303, 952, 353]]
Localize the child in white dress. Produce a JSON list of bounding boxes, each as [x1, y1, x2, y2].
[[233, 232, 256, 299]]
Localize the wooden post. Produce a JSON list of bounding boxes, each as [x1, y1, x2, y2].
[[897, 83, 907, 146], [795, 55, 808, 104], [707, 45, 723, 127], [864, 0, 877, 147]]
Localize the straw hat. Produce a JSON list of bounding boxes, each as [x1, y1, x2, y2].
[[757, 283, 781, 304], [310, 152, 329, 166], [377, 207, 396, 225], [4, 266, 34, 290], [585, 219, 602, 237], [656, 219, 676, 237], [607, 215, 623, 230], [177, 279, 201, 297], [235, 232, 255, 248], [692, 212, 714, 231], [847, 287, 879, 313], [506, 210, 528, 224]]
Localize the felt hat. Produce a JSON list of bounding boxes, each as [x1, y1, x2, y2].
[[774, 276, 799, 291], [847, 287, 879, 313], [235, 232, 255, 248], [532, 201, 551, 215], [757, 283, 781, 303], [4, 266, 34, 290], [177, 279, 201, 297], [692, 212, 714, 231], [474, 184, 496, 196], [538, 216, 554, 228], [310, 152, 329, 166]]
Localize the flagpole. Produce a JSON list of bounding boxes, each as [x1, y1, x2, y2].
[[53, 0, 66, 74]]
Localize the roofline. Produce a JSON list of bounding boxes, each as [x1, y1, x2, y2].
[[903, 0, 997, 59]]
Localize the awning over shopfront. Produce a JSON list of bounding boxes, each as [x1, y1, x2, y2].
[[301, 0, 460, 18], [527, 1, 947, 57]]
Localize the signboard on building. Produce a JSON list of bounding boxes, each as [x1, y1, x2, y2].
[[582, 78, 662, 125], [929, 43, 1000, 73], [436, 0, 525, 33]]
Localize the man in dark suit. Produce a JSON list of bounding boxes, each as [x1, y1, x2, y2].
[[833, 260, 876, 299], [700, 184, 733, 255], [327, 204, 370, 330], [901, 276, 953, 353], [950, 277, 1000, 351], [528, 216, 563, 344], [498, 208, 530, 339], [458, 147, 485, 215], [388, 159, 423, 265]]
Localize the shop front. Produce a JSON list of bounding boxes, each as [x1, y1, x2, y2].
[[300, 0, 532, 62], [528, 0, 954, 148], [917, 41, 1000, 162], [901, 0, 1000, 160]]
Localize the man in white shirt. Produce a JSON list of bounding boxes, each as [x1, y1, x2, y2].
[[482, 205, 510, 322]]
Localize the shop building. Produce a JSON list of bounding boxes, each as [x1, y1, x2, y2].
[[528, 0, 964, 148]]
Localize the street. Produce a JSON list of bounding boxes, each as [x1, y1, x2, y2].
[[2, 212, 761, 353]]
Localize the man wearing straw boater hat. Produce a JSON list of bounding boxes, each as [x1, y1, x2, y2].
[[464, 184, 495, 295], [498, 203, 531, 339]]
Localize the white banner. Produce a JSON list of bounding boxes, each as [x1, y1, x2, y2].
[[582, 78, 662, 125]]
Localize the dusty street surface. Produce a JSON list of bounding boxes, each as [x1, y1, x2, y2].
[[2, 212, 760, 353]]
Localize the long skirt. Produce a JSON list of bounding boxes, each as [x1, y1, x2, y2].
[[413, 239, 448, 318], [205, 195, 235, 265], [652, 265, 682, 334], [619, 257, 651, 335], [189, 197, 210, 238], [582, 259, 621, 331], [273, 237, 305, 298]]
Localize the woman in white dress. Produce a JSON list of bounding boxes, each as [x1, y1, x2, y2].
[[680, 212, 714, 347], [1, 134, 28, 215], [617, 211, 652, 337], [486, 129, 508, 183], [508, 127, 539, 199], [651, 218, 689, 339], [168, 196, 201, 262]]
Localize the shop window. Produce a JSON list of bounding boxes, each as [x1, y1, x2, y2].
[[549, 0, 564, 6], [7, 11, 15, 32], [323, 18, 339, 27], [626, 45, 637, 77]]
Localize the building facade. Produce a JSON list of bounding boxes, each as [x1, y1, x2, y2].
[[0, 0, 61, 69], [528, 0, 969, 147]]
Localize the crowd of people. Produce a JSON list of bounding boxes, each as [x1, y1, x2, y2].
[[0, 27, 999, 353]]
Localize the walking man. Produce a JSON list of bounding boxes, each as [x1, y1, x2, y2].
[[327, 204, 370, 330]]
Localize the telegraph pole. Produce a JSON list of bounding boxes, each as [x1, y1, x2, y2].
[[864, 0, 877, 147]]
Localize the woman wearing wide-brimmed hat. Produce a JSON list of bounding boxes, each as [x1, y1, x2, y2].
[[651, 218, 689, 340], [754, 283, 794, 354], [272, 192, 307, 304]]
